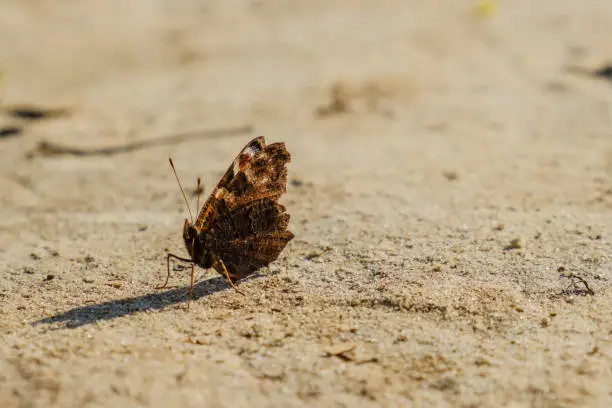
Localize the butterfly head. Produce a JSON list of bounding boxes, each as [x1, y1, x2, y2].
[[182, 219, 199, 259]]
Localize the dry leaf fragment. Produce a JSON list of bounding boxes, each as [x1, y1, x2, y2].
[[324, 342, 356, 357]]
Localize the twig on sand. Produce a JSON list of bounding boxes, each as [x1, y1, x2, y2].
[[561, 273, 595, 296], [550, 272, 595, 301], [26, 124, 253, 158]]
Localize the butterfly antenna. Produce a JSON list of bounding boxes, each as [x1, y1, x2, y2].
[[169, 158, 194, 223], [196, 177, 201, 211]]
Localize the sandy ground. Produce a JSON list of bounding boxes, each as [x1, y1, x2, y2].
[[1, 1, 612, 407]]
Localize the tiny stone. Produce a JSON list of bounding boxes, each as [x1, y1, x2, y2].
[[44, 274, 55, 281], [442, 170, 459, 181], [257, 361, 285, 379], [504, 237, 523, 250], [290, 178, 304, 187], [305, 251, 321, 260], [474, 356, 490, 366]]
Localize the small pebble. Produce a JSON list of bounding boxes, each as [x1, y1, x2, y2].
[[504, 238, 523, 250]]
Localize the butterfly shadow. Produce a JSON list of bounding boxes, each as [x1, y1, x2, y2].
[[33, 276, 238, 329]]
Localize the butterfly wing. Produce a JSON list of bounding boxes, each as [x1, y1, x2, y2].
[[211, 199, 294, 280], [194, 136, 290, 229], [195, 136, 293, 279]]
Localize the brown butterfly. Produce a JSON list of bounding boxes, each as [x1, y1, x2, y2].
[[159, 136, 294, 306]]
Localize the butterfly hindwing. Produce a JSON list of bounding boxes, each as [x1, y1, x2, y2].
[[213, 231, 295, 280]]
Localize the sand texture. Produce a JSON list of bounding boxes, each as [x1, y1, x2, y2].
[[1, 1, 612, 407]]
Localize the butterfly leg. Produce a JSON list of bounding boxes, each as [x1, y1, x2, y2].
[[217, 259, 245, 296], [157, 253, 193, 289], [188, 263, 195, 309]]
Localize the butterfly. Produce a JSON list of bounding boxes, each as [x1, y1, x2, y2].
[[159, 136, 294, 306]]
